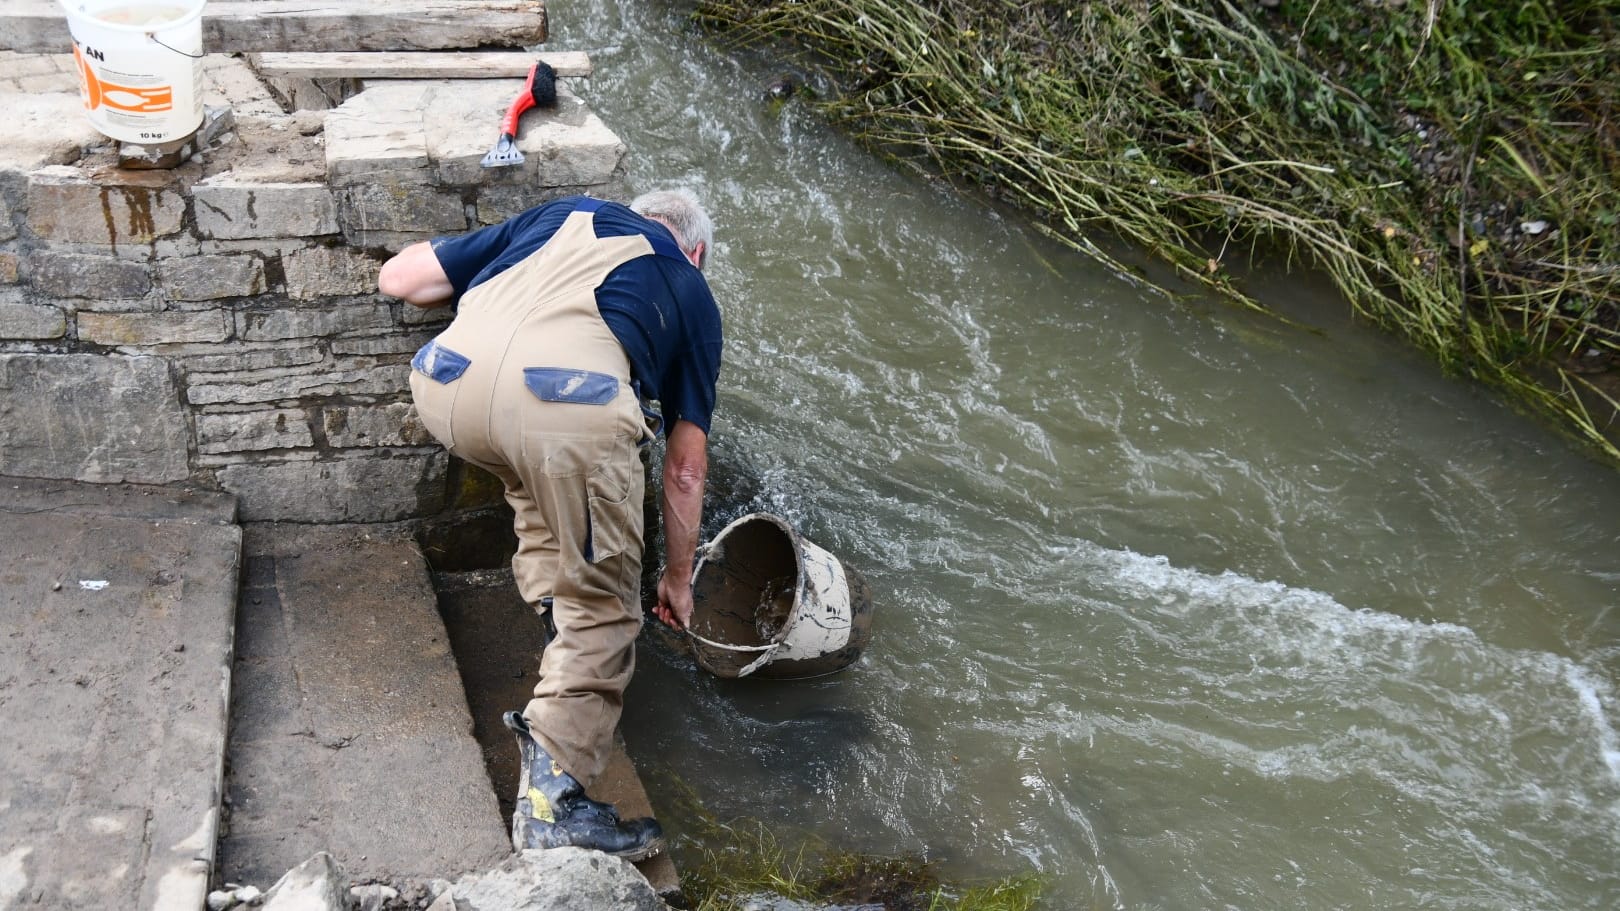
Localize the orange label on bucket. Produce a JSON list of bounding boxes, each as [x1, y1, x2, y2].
[[72, 45, 175, 114]]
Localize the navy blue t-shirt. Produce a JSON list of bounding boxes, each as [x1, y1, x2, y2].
[[430, 196, 723, 435]]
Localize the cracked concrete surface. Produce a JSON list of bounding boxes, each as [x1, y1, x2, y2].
[[0, 477, 239, 911]]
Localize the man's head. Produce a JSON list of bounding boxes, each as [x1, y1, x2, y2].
[[631, 189, 713, 270]]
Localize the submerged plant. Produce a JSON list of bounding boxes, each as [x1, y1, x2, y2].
[[670, 784, 1043, 910]]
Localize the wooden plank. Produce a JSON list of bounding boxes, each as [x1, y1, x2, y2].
[[250, 50, 591, 80], [0, 1, 547, 54]]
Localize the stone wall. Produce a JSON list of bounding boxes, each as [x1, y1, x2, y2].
[[0, 52, 627, 521]]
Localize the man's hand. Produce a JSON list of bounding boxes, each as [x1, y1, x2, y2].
[[653, 571, 694, 630]]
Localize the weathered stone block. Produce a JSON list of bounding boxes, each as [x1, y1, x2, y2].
[[197, 409, 314, 454], [3, 53, 74, 79], [239, 302, 394, 341], [282, 247, 380, 300], [476, 185, 618, 226], [193, 180, 339, 240], [8, 96, 102, 175], [0, 291, 66, 339], [17, 74, 77, 95], [218, 451, 448, 522], [0, 195, 15, 242], [160, 255, 267, 301], [223, 116, 331, 186], [325, 85, 434, 188], [153, 235, 205, 260], [179, 345, 326, 374], [346, 229, 444, 252], [188, 364, 410, 406], [80, 309, 233, 346], [0, 252, 20, 284], [200, 238, 312, 258], [341, 183, 466, 236], [323, 402, 433, 448], [67, 295, 165, 314], [29, 251, 152, 300], [401, 304, 452, 326], [27, 166, 186, 246], [332, 333, 435, 357], [424, 83, 626, 189], [0, 353, 189, 483], [201, 56, 288, 121]]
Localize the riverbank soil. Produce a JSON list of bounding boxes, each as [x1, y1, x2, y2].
[[695, 0, 1620, 459]]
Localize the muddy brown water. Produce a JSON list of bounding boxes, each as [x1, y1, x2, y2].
[[433, 2, 1620, 908]]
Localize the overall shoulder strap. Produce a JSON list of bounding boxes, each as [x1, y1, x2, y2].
[[574, 197, 690, 264]]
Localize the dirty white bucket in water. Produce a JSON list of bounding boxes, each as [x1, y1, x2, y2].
[[59, 0, 206, 144], [687, 513, 874, 680]]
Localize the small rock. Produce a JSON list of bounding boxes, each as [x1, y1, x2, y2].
[[351, 884, 399, 911], [445, 849, 664, 910], [263, 853, 347, 911], [1521, 219, 1549, 235], [207, 890, 236, 911], [234, 885, 263, 904], [765, 75, 800, 100]]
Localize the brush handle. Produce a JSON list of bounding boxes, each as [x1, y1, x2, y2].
[[498, 62, 543, 137]]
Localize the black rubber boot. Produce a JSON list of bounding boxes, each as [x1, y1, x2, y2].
[[502, 711, 664, 860]]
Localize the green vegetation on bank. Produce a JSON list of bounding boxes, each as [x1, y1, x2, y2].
[[686, 817, 1043, 910], [695, 0, 1620, 461], [665, 781, 1042, 910]]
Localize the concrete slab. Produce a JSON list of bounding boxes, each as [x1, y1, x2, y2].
[[0, 476, 240, 911], [221, 523, 510, 887]]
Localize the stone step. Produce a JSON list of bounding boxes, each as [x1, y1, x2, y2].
[[222, 523, 511, 885], [223, 524, 679, 897], [249, 50, 594, 81], [322, 79, 627, 199], [0, 1, 548, 55], [0, 476, 241, 911]]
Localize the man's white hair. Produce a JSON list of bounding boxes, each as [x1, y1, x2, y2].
[[630, 189, 714, 268]]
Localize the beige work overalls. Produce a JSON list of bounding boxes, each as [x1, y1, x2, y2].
[[409, 202, 662, 786]]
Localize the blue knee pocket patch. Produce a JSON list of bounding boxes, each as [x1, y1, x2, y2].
[[523, 368, 620, 405], [412, 340, 471, 384]]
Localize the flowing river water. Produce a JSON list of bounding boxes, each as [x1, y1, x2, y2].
[[539, 2, 1620, 907]]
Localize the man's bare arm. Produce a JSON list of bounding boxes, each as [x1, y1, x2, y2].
[[654, 419, 709, 629], [378, 241, 454, 308]]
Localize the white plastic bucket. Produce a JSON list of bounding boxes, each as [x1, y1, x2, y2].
[[687, 513, 874, 680], [59, 1, 206, 144]]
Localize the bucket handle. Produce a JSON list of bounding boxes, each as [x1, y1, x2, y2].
[[149, 34, 205, 59], [684, 629, 776, 653], [686, 541, 773, 652]]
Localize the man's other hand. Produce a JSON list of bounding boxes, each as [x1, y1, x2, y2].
[[654, 572, 694, 630]]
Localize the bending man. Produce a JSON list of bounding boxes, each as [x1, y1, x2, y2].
[[378, 191, 722, 859]]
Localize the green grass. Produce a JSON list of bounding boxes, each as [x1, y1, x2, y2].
[[670, 786, 1043, 911], [695, 0, 1620, 463]]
